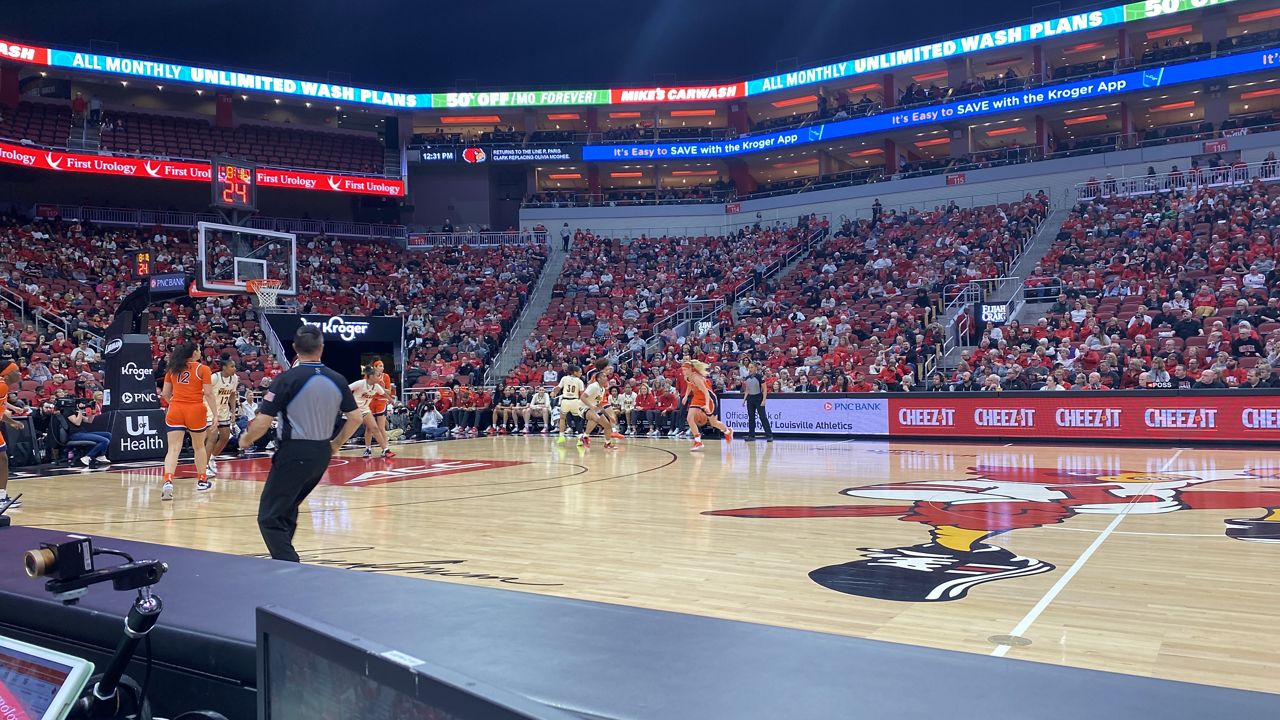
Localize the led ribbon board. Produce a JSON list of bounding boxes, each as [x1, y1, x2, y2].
[[0, 142, 406, 196], [0, 0, 1231, 108], [583, 48, 1273, 161], [744, 0, 1237, 94]]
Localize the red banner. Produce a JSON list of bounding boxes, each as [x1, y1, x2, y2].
[[255, 168, 405, 196], [724, 202, 742, 214], [945, 172, 967, 186], [0, 38, 49, 65], [889, 394, 1280, 442], [610, 83, 746, 104], [0, 140, 405, 197], [1202, 139, 1229, 153]]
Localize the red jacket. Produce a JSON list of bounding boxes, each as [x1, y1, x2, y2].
[[656, 391, 680, 412]]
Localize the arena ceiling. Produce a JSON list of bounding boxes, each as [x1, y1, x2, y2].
[[13, 0, 1097, 92]]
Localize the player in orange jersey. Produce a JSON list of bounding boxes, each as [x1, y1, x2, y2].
[[367, 359, 395, 457], [349, 366, 392, 458], [681, 359, 733, 452], [160, 342, 217, 500], [0, 363, 24, 507]]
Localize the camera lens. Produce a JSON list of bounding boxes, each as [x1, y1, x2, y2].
[[23, 548, 55, 578]]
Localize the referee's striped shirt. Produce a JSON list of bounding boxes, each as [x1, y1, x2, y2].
[[258, 362, 357, 441]]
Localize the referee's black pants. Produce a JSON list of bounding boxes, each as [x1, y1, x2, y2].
[[746, 394, 772, 438], [258, 439, 332, 562]]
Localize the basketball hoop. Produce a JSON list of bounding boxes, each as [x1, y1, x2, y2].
[[246, 279, 284, 308]]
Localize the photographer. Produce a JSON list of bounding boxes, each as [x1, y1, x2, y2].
[[416, 401, 449, 440], [63, 398, 111, 468], [31, 401, 61, 464]]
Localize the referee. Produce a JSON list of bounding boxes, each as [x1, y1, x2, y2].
[[743, 362, 773, 442], [239, 326, 362, 562]]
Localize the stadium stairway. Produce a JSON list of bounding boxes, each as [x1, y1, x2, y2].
[[938, 198, 1073, 369], [990, 199, 1074, 305], [485, 243, 569, 382]]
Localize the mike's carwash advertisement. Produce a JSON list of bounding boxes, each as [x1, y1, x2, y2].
[[582, 48, 1277, 161]]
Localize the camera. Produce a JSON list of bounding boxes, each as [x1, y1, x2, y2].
[[24, 536, 94, 581], [56, 397, 86, 414]]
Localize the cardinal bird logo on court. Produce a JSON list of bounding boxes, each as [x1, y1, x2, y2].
[[704, 466, 1280, 602]]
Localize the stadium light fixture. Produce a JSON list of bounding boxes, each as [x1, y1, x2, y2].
[[1240, 88, 1280, 100], [441, 115, 502, 124], [1063, 114, 1108, 125], [1149, 100, 1195, 112], [771, 95, 817, 108], [1064, 41, 1104, 54], [911, 70, 949, 82], [1239, 7, 1280, 22], [1146, 24, 1192, 40]]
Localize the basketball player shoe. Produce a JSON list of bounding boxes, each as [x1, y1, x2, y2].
[[578, 435, 591, 448], [1225, 516, 1280, 543], [608, 429, 625, 440], [722, 428, 733, 443], [0, 495, 21, 509], [197, 478, 214, 492], [809, 542, 1054, 602], [690, 440, 705, 451], [382, 449, 395, 459], [161, 480, 174, 501]]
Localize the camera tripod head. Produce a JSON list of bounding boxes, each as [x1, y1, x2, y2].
[[25, 536, 166, 604]]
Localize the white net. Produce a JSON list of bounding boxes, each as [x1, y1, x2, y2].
[[248, 279, 284, 308]]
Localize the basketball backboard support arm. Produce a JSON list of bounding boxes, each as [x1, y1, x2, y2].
[[108, 274, 198, 335], [215, 208, 254, 228]]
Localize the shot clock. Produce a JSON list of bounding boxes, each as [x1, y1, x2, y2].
[[132, 249, 152, 277], [211, 157, 258, 211]]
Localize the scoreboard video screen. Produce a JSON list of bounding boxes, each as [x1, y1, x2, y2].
[[212, 157, 258, 211]]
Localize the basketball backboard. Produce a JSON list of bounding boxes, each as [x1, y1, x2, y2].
[[196, 221, 297, 297]]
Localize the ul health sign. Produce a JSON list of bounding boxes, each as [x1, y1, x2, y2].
[[101, 332, 167, 462]]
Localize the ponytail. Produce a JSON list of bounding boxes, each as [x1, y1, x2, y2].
[[166, 342, 198, 378]]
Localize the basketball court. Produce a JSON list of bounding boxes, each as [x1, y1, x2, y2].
[[11, 436, 1279, 696]]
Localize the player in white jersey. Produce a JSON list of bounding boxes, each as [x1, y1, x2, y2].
[[581, 376, 617, 450], [583, 363, 625, 449], [585, 358, 626, 437], [527, 387, 552, 434], [553, 365, 610, 447], [348, 366, 392, 458], [617, 383, 638, 435], [205, 357, 240, 477]]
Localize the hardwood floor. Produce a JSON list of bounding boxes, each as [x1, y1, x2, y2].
[[10, 436, 1280, 694]]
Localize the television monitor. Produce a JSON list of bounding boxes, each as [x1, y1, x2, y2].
[[257, 606, 581, 719], [0, 633, 94, 720]]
